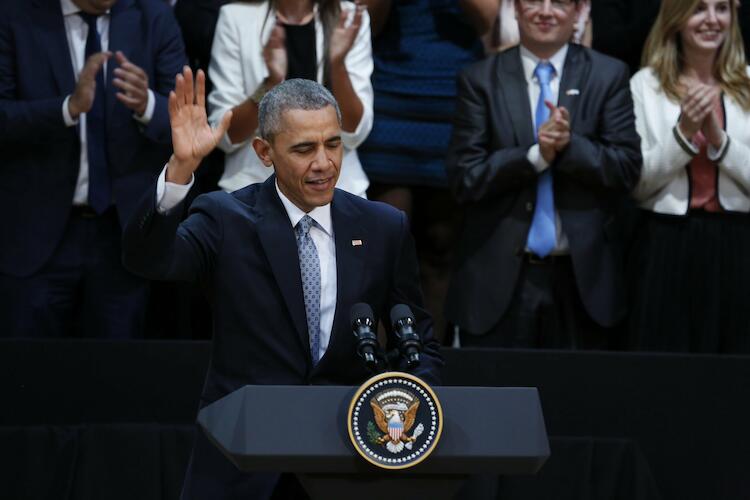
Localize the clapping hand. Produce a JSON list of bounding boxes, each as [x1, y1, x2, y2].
[[678, 83, 720, 141], [263, 20, 287, 85], [113, 51, 150, 116], [68, 51, 111, 119], [538, 101, 571, 163], [166, 67, 232, 184], [329, 2, 364, 65]]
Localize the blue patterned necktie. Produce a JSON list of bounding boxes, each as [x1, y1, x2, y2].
[[78, 12, 111, 214], [295, 215, 322, 365], [526, 61, 557, 257]]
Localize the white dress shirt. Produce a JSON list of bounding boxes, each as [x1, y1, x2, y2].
[[154, 166, 337, 361], [59, 0, 155, 206], [521, 44, 570, 253], [275, 184, 337, 362]]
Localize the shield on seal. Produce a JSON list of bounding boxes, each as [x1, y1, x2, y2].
[[388, 417, 403, 441]]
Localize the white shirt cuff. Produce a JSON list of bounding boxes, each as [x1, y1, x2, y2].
[[707, 132, 729, 161], [527, 144, 550, 173], [134, 89, 156, 124], [156, 163, 194, 214], [62, 96, 79, 126]]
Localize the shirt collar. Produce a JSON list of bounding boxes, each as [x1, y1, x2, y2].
[[61, 0, 80, 16], [520, 43, 569, 83], [275, 180, 333, 237]]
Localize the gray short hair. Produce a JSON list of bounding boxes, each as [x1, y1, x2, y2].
[[257, 79, 342, 141]]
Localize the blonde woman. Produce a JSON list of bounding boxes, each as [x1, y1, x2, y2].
[[629, 0, 750, 352]]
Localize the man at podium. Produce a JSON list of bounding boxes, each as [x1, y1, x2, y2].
[[122, 68, 442, 499]]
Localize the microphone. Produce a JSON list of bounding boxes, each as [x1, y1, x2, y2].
[[390, 304, 422, 368], [350, 303, 379, 370]]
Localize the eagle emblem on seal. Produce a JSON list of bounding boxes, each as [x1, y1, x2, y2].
[[368, 389, 425, 454]]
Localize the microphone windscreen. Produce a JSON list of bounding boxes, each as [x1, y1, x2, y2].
[[350, 303, 374, 325], [389, 304, 414, 325]]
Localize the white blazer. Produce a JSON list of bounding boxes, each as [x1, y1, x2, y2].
[[208, 1, 374, 196], [630, 67, 750, 214]]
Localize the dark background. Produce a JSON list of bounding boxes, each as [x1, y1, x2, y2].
[[3, 341, 749, 499]]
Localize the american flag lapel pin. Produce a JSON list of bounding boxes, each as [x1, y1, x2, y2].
[[351, 239, 363, 247]]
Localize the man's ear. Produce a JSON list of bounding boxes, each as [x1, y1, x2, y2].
[[252, 137, 273, 168]]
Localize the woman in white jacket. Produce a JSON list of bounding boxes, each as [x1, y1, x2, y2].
[[629, 0, 750, 352], [208, 0, 373, 197]]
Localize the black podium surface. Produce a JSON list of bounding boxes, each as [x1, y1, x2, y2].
[[197, 385, 549, 475]]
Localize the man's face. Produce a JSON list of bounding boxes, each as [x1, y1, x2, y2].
[[253, 106, 343, 213], [515, 0, 581, 55], [73, 0, 118, 15]]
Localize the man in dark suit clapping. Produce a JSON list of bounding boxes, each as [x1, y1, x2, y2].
[[0, 0, 186, 338], [445, 0, 642, 349]]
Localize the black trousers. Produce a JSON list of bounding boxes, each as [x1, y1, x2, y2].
[[460, 257, 612, 349], [0, 207, 148, 339], [628, 210, 750, 353]]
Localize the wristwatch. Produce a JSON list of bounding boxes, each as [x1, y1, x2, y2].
[[250, 81, 269, 104]]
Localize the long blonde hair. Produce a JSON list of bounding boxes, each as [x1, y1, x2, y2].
[[641, 0, 750, 111]]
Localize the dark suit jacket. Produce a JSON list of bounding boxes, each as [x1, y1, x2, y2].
[[122, 175, 443, 497], [0, 0, 186, 277], [445, 45, 642, 334], [123, 175, 443, 398]]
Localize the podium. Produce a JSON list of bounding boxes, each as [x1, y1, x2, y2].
[[198, 385, 549, 500]]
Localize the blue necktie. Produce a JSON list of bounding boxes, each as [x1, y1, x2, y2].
[[526, 61, 557, 258], [78, 12, 111, 214], [296, 215, 322, 365]]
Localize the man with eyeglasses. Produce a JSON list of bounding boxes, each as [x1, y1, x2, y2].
[[445, 0, 642, 349]]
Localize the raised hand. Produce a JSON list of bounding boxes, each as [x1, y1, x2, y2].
[[166, 67, 232, 184], [68, 51, 111, 119], [329, 2, 364, 65], [263, 21, 287, 86], [679, 83, 720, 141], [112, 51, 150, 116]]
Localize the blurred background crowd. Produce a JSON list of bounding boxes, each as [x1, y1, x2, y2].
[[2, 0, 750, 355]]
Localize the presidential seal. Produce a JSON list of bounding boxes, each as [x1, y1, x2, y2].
[[347, 372, 443, 470]]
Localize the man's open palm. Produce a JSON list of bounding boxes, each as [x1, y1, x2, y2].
[[169, 67, 232, 173]]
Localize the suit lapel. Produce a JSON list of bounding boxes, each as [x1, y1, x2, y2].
[[320, 191, 365, 367], [32, 0, 76, 95], [498, 47, 535, 147], [105, 0, 137, 125], [256, 178, 311, 360], [557, 45, 588, 127]]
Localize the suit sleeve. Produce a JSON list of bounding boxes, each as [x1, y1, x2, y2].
[[122, 184, 223, 283], [446, 69, 538, 203], [385, 211, 444, 386], [0, 15, 69, 145], [139, 7, 187, 145], [554, 62, 642, 193]]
